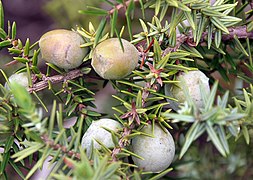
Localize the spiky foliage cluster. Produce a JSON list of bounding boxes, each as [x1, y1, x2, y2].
[[0, 0, 253, 179]]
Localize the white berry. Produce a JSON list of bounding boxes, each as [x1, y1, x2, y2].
[[165, 70, 210, 110], [131, 124, 175, 172], [81, 118, 122, 157], [5, 72, 29, 90]]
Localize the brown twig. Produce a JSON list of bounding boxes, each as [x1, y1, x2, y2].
[[250, 2, 253, 9], [109, 0, 140, 15], [222, 26, 253, 40], [163, 34, 188, 55], [111, 125, 134, 161], [41, 134, 81, 159], [163, 26, 253, 56], [28, 69, 84, 93]]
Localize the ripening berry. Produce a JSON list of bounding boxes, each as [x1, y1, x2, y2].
[[131, 124, 175, 172], [81, 118, 122, 157], [165, 70, 210, 110], [5, 72, 29, 90], [91, 38, 139, 80], [39, 29, 88, 69]]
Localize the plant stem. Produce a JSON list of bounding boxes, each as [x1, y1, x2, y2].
[[108, 0, 140, 15], [41, 134, 81, 159], [28, 69, 84, 93], [163, 26, 253, 55]]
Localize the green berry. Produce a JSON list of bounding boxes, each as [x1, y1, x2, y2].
[[39, 29, 88, 69], [91, 38, 139, 80]]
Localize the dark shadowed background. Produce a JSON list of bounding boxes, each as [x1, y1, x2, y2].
[[1, 0, 101, 178], [0, 0, 103, 83]]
